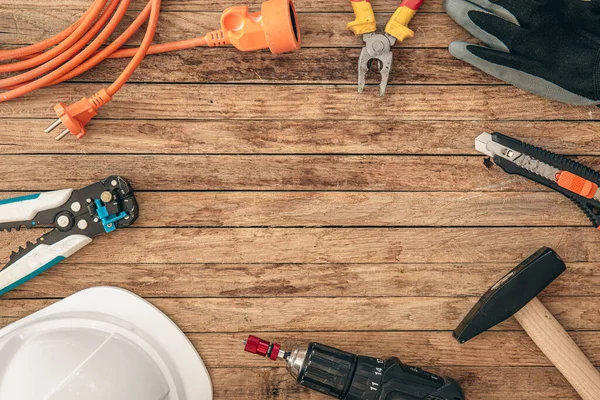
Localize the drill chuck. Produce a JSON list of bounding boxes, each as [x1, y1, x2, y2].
[[243, 335, 465, 400]]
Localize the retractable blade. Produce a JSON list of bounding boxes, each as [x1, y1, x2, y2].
[[476, 132, 600, 227]]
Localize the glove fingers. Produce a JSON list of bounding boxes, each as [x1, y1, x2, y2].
[[449, 41, 598, 106], [444, 0, 518, 52], [454, 0, 520, 23], [449, 41, 525, 73], [468, 11, 529, 54], [482, 0, 553, 23]]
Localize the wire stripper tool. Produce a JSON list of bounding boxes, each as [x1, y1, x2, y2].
[[347, 0, 424, 96], [476, 132, 600, 227], [0, 176, 138, 296]]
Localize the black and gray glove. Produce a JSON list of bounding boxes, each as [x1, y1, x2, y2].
[[444, 0, 600, 106]]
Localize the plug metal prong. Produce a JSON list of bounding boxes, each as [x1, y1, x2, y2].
[[55, 129, 71, 141], [44, 118, 62, 134]]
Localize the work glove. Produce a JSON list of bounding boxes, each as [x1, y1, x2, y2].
[[562, 0, 600, 36], [444, 0, 600, 106]]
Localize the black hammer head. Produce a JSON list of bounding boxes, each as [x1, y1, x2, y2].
[[454, 248, 566, 344]]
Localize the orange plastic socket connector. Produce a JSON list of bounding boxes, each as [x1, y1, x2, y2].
[[3, 0, 303, 141], [211, 0, 302, 54]]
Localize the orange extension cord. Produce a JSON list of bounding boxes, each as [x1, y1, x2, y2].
[[0, 0, 302, 139], [0, 0, 215, 139]]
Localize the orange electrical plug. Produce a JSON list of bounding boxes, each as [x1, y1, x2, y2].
[[46, 89, 112, 140], [206, 0, 301, 54], [10, 0, 301, 141]]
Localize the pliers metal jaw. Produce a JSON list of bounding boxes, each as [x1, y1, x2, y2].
[[358, 33, 397, 96], [348, 0, 424, 96], [0, 176, 138, 296]]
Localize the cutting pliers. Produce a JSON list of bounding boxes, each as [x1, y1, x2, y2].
[[0, 176, 138, 296], [348, 0, 424, 96]]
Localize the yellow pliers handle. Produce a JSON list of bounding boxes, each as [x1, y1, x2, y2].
[[385, 0, 424, 42], [347, 0, 424, 40], [347, 0, 377, 36]]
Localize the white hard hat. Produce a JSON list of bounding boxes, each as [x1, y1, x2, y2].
[[0, 287, 212, 400]]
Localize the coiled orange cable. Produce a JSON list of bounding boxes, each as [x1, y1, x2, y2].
[[0, 0, 213, 139], [0, 0, 302, 139], [0, 0, 163, 101]]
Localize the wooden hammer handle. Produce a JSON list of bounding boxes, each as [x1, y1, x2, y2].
[[515, 297, 600, 400]]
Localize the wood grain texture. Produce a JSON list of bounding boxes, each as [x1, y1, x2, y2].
[[2, 228, 600, 265], [74, 49, 493, 85], [2, 191, 591, 227], [0, 11, 468, 49], [0, 0, 446, 13], [1, 155, 600, 191], [1, 0, 599, 398], [0, 47, 490, 85], [2, 120, 599, 155], [3, 262, 599, 299], [1, 296, 599, 332], [130, 191, 590, 227], [3, 84, 598, 121]]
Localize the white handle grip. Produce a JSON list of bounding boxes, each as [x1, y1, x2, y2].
[[0, 189, 73, 223], [0, 234, 92, 296]]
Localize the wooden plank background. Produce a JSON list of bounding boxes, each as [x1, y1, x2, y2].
[[1, 1, 599, 398]]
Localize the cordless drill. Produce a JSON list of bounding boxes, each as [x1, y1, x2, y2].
[[243, 336, 465, 400]]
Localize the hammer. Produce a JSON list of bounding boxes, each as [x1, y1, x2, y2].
[[454, 248, 600, 400]]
